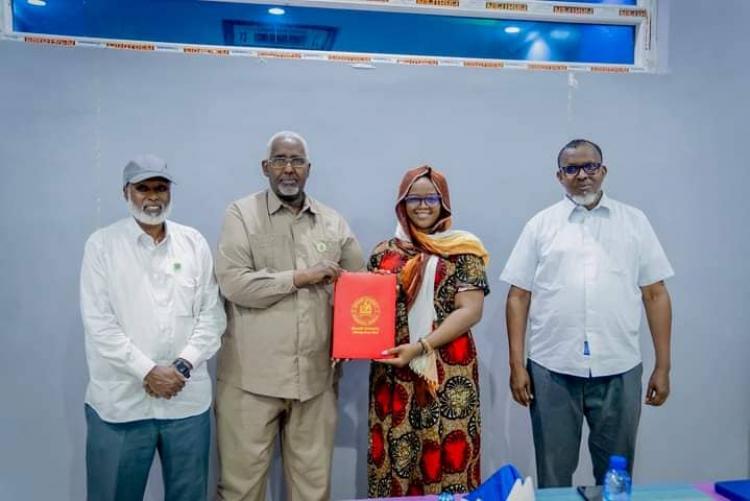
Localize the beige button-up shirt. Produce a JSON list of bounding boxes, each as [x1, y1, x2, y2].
[[215, 189, 364, 401]]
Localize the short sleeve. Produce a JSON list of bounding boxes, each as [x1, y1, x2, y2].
[[499, 221, 538, 291], [367, 241, 404, 273], [454, 254, 490, 296], [637, 213, 674, 286], [367, 242, 388, 272]]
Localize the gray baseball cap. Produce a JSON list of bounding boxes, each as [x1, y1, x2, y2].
[[122, 154, 177, 186]]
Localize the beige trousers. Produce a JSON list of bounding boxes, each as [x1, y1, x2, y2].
[[215, 381, 337, 501]]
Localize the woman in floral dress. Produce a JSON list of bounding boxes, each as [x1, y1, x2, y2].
[[367, 165, 490, 497]]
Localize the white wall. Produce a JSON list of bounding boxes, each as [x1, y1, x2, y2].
[[1, 1, 749, 499]]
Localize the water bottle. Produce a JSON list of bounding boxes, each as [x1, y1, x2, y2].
[[602, 455, 632, 501]]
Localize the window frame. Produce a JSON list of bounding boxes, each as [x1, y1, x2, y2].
[[0, 0, 659, 73]]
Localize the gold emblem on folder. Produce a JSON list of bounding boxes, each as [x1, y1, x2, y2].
[[351, 296, 381, 334]]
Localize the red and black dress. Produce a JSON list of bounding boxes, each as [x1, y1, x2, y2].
[[367, 238, 490, 497]]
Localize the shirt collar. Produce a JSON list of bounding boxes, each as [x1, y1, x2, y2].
[[267, 189, 318, 216], [598, 192, 613, 211], [564, 192, 612, 218], [125, 216, 170, 246]]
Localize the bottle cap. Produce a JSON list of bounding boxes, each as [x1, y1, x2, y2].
[[608, 455, 628, 470]]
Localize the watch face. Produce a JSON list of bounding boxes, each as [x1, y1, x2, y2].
[[174, 360, 191, 378]]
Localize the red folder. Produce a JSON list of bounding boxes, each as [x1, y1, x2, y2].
[[332, 272, 397, 359]]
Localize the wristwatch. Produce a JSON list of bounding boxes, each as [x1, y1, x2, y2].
[[172, 358, 192, 379]]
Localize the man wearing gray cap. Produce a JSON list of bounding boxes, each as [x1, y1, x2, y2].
[[80, 154, 226, 500]]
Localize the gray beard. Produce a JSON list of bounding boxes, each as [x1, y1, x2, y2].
[[278, 184, 300, 197], [127, 197, 171, 225], [569, 191, 601, 207]]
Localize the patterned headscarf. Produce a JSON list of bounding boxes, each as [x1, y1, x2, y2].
[[393, 166, 489, 393], [395, 165, 489, 309]]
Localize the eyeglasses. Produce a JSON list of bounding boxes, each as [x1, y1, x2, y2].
[[559, 162, 602, 176], [404, 194, 442, 207], [267, 156, 308, 169]]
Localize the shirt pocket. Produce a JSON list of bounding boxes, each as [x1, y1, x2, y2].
[[174, 277, 199, 317], [600, 235, 641, 302], [534, 236, 569, 292], [602, 234, 638, 276], [312, 238, 341, 264], [249, 233, 292, 271]]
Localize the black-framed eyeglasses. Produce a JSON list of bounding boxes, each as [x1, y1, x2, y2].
[[404, 194, 442, 207], [559, 162, 602, 176], [267, 156, 308, 169]]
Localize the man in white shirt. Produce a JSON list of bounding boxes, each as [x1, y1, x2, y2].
[[80, 154, 226, 500], [501, 139, 673, 488]]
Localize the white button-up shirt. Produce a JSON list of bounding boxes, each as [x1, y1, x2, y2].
[[500, 194, 674, 377], [80, 217, 226, 423]]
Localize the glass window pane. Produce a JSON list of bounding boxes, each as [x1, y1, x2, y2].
[[12, 0, 635, 64]]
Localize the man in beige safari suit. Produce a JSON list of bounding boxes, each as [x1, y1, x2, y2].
[[215, 131, 365, 500]]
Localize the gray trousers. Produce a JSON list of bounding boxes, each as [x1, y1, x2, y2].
[[527, 360, 642, 488], [85, 404, 210, 501]]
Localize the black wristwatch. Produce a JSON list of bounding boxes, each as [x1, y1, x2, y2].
[[173, 358, 192, 379]]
